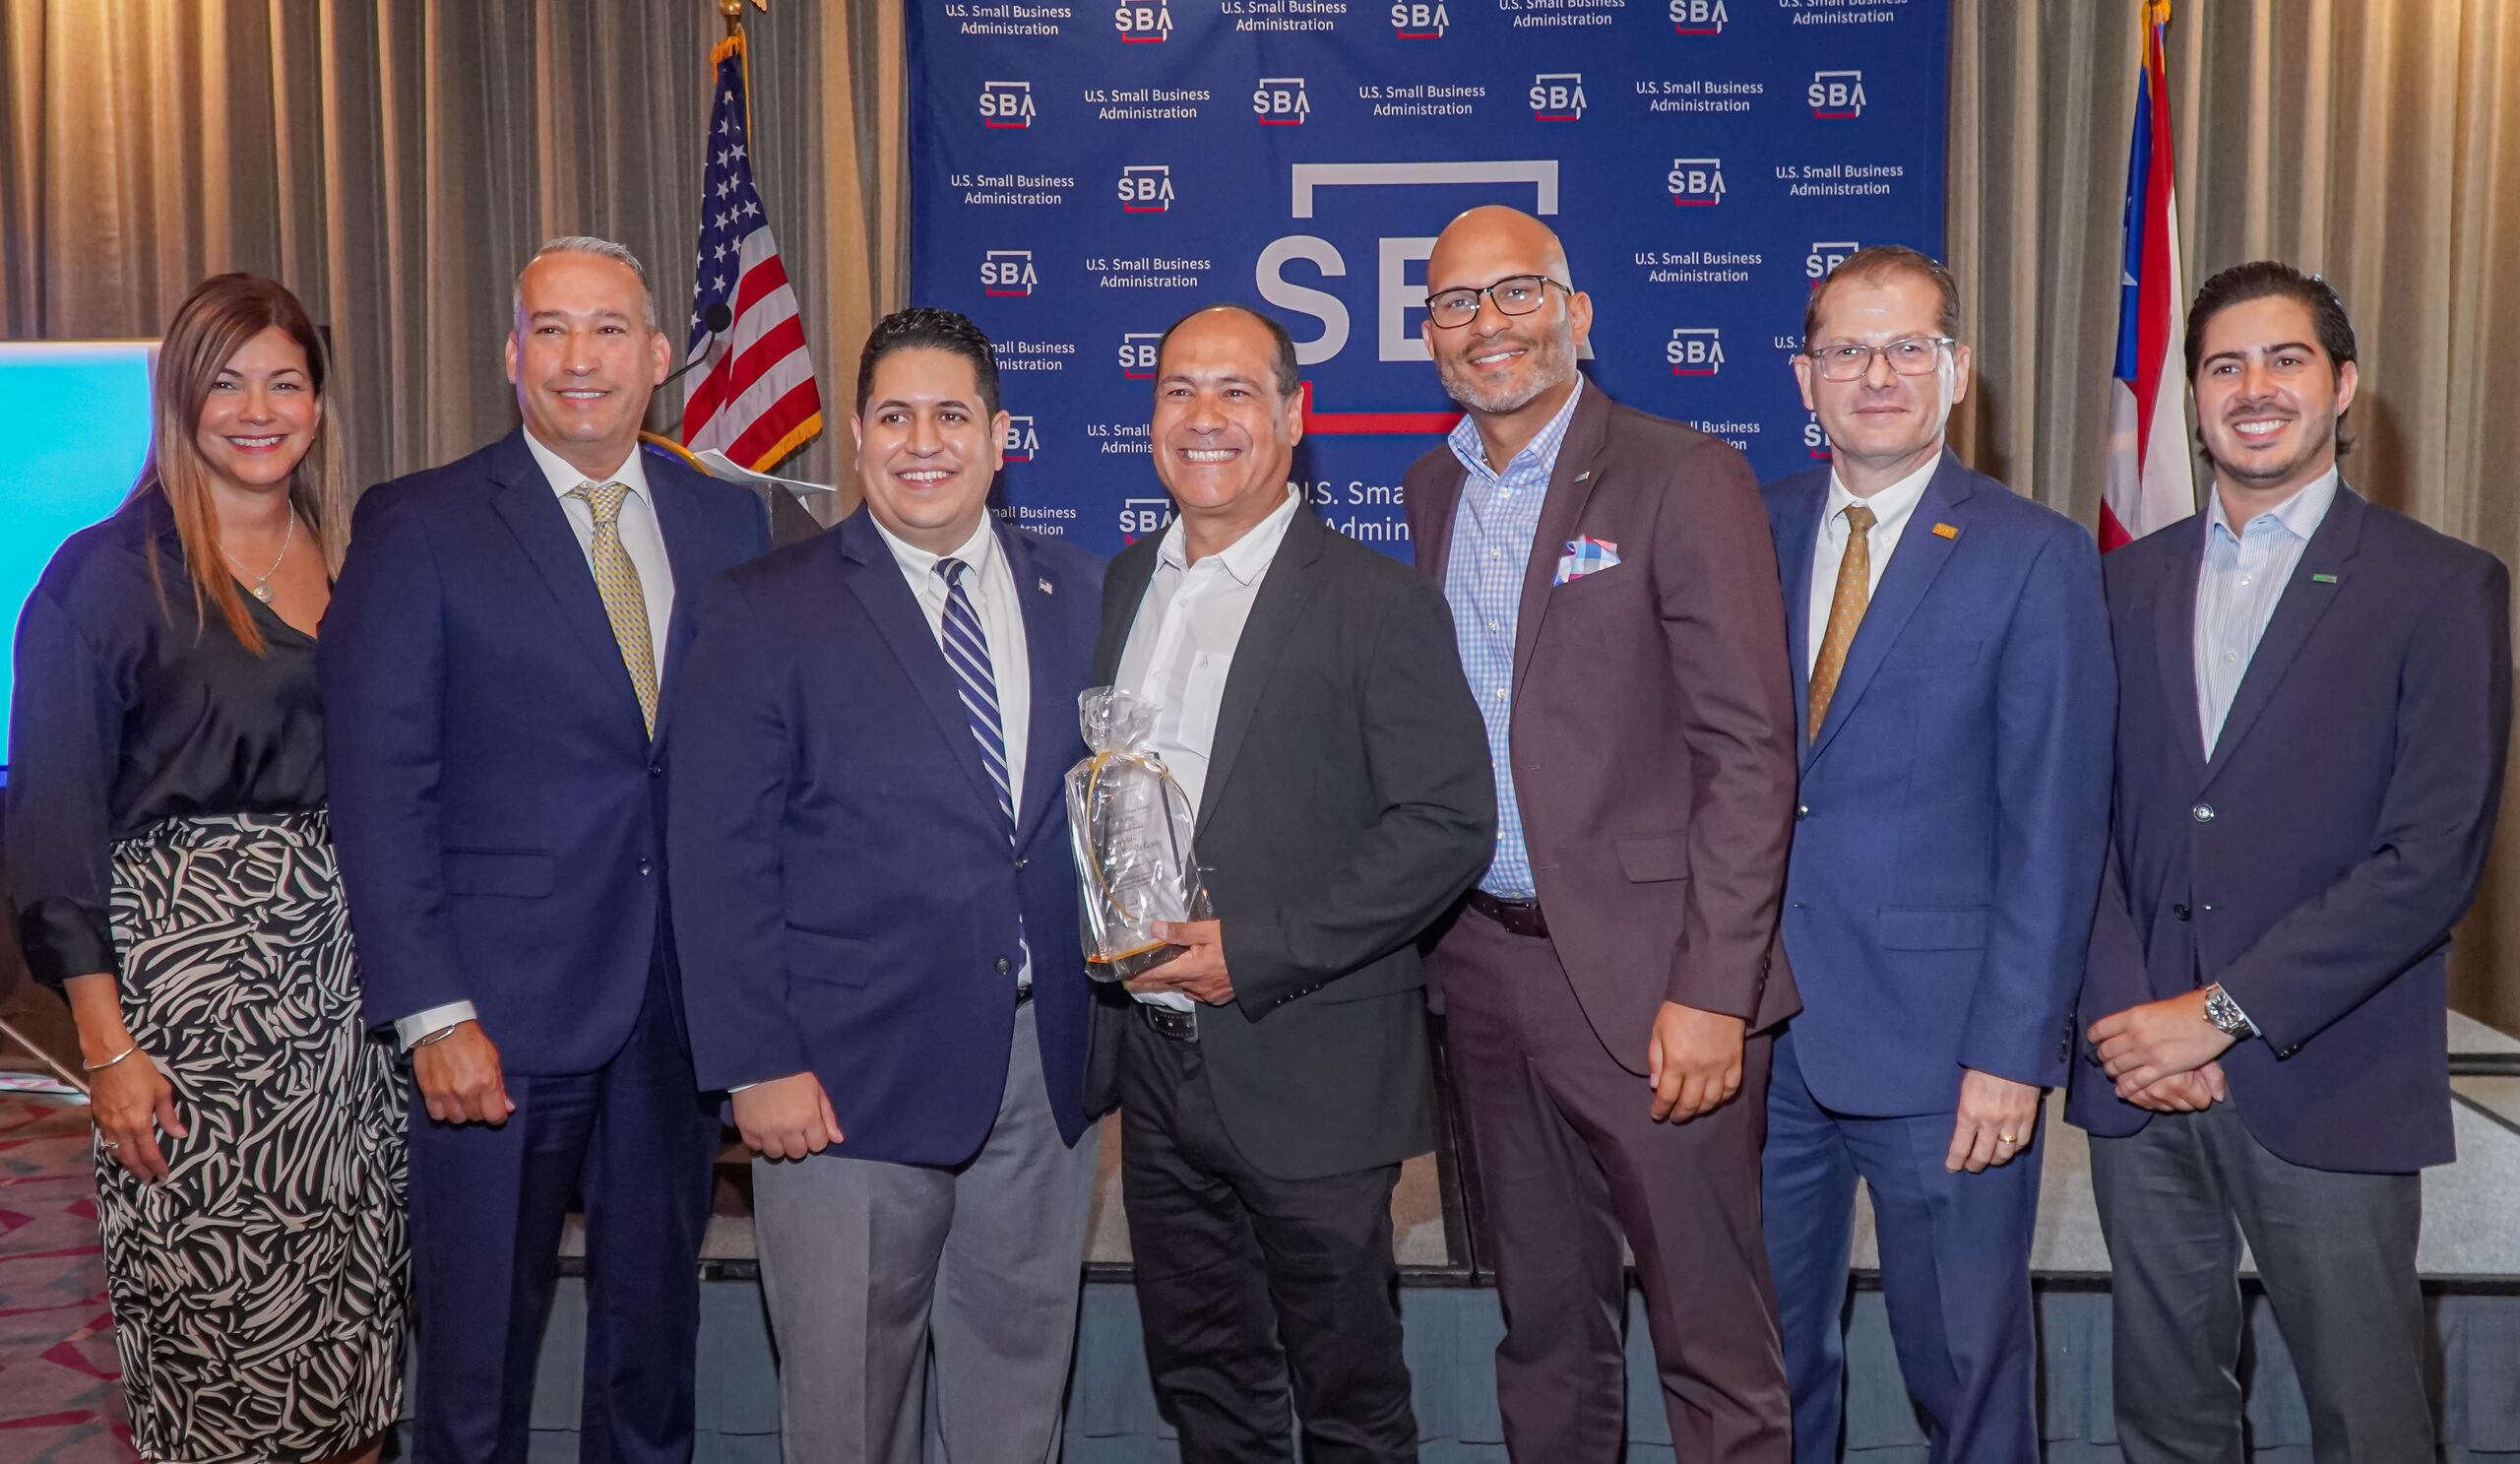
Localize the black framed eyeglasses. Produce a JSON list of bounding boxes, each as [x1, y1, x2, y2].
[[1804, 336, 1956, 381], [1423, 275, 1571, 330]]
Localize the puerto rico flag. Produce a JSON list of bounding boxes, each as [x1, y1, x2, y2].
[[680, 32, 824, 472], [2101, 0, 2194, 550]]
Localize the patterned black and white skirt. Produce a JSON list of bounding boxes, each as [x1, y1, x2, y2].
[[101, 808, 408, 1464]]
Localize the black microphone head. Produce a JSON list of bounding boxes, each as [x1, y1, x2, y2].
[[703, 301, 734, 334]]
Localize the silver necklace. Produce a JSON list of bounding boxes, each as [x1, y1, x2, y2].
[[220, 513, 295, 603]]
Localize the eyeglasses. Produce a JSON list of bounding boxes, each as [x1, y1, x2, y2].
[[1423, 275, 1571, 330], [1804, 336, 1956, 381]]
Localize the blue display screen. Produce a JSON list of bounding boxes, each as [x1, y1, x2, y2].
[[1, 342, 157, 766]]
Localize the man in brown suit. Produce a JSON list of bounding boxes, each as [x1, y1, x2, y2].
[[1402, 206, 1799, 1462]]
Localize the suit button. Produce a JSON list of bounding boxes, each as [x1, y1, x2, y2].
[[649, 762, 663, 777], [1796, 804, 1810, 820], [638, 859, 653, 876], [1014, 857, 1029, 871], [2174, 904, 2191, 921], [995, 957, 1013, 975], [2191, 803, 2216, 823]]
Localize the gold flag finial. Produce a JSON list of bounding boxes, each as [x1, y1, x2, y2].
[[719, 0, 768, 38]]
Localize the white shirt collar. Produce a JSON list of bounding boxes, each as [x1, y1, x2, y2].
[[523, 429, 652, 504], [2207, 466, 2340, 544], [869, 510, 1001, 586], [1825, 450, 1941, 536], [1158, 484, 1302, 585]]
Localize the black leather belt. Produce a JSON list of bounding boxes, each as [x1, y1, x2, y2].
[[1141, 1002, 1198, 1042], [1468, 889, 1550, 938]]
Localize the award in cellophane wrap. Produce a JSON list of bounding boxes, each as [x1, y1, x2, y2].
[[1066, 687, 1213, 982]]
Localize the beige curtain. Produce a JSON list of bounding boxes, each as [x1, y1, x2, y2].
[[0, 0, 910, 499], [1947, 0, 2520, 1028]]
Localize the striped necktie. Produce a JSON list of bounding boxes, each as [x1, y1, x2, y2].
[[936, 557, 1016, 840], [567, 479, 658, 734]]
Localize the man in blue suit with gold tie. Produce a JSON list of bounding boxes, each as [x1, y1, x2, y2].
[[1757, 246, 2115, 1462]]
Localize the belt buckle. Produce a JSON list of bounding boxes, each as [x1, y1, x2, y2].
[[1143, 1002, 1199, 1042]]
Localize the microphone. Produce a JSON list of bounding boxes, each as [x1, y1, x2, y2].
[[660, 301, 735, 390]]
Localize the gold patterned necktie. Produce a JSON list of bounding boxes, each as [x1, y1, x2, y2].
[[567, 479, 659, 734], [1807, 502, 1876, 741]]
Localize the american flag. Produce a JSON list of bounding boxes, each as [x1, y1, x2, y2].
[[680, 33, 823, 470], [2100, 0, 2193, 549]]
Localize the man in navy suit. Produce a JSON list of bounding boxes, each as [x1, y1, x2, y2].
[[323, 237, 770, 1463], [667, 308, 1106, 1464], [2073, 262, 2511, 1462], [1759, 246, 2114, 1462]]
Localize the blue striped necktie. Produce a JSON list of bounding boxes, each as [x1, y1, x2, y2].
[[935, 557, 1016, 840]]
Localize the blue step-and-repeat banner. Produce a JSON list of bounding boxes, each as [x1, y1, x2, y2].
[[909, 0, 1949, 558]]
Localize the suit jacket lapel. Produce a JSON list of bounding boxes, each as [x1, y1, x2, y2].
[[1805, 453, 1973, 766], [2204, 487, 2367, 780], [647, 463, 714, 749], [1000, 522, 1072, 848], [2151, 517, 2210, 783], [485, 431, 647, 734], [1196, 507, 1325, 839], [1770, 475, 1825, 761], [1416, 457, 1467, 585], [1510, 383, 1611, 696], [1096, 537, 1163, 684], [837, 512, 1008, 824]]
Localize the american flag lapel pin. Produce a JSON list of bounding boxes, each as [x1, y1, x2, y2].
[[1039, 578, 1054, 595]]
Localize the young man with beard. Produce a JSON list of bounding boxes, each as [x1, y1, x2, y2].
[[1400, 205, 1799, 1462], [2072, 261, 2511, 1461]]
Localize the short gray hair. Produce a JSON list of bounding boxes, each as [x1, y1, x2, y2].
[[512, 235, 659, 332]]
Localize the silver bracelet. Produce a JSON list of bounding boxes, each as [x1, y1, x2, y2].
[[83, 1042, 139, 1072]]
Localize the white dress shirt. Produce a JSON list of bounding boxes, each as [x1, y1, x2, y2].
[[1111, 484, 1303, 1010], [395, 433, 680, 1049], [1805, 455, 1940, 675]]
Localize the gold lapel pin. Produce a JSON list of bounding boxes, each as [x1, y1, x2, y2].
[[1931, 522, 1960, 540]]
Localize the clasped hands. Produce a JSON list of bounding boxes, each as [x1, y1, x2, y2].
[[2088, 987, 2235, 1114]]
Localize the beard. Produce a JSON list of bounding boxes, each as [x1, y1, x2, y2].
[[1436, 319, 1578, 415], [2206, 411, 2335, 490]]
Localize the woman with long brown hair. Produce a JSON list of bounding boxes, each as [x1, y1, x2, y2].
[[5, 274, 406, 1464]]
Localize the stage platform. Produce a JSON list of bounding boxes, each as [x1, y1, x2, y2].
[[4, 1016, 2517, 1461]]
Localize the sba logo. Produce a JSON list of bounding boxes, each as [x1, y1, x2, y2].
[[1114, 1, 1172, 41], [1806, 240, 1859, 282], [1118, 332, 1163, 379], [1002, 415, 1040, 463], [1530, 73, 1585, 121], [1804, 412, 1831, 460], [1670, 0, 1727, 33], [981, 250, 1037, 297], [978, 80, 1035, 129], [1391, 1, 1448, 37], [1667, 327, 1725, 376], [1119, 495, 1174, 541], [1667, 157, 1725, 206], [1254, 77, 1310, 125], [1809, 70, 1866, 118], [1119, 164, 1174, 214]]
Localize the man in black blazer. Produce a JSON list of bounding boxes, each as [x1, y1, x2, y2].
[[1088, 305, 1494, 1463], [2071, 261, 2511, 1461]]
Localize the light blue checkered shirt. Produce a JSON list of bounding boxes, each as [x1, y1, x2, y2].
[[1440, 378, 1586, 900], [2193, 468, 2338, 755]]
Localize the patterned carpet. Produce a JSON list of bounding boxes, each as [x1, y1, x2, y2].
[[0, 1091, 136, 1463]]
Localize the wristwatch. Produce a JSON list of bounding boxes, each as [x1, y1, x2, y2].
[[2202, 982, 2255, 1039]]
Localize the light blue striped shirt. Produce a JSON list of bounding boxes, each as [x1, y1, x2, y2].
[[2193, 468, 2338, 755], [1440, 377, 1586, 900]]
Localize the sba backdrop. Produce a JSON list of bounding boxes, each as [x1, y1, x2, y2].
[[911, 0, 1949, 557]]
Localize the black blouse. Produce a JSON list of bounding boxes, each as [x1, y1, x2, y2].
[[6, 492, 326, 987]]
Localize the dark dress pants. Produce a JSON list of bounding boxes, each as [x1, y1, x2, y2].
[[1433, 903, 1791, 1463], [2089, 1099, 2431, 1464], [1119, 1009, 1418, 1464], [405, 958, 721, 1464], [1762, 1027, 2043, 1464]]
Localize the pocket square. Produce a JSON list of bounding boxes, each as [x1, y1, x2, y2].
[[1554, 536, 1621, 587]]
